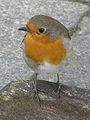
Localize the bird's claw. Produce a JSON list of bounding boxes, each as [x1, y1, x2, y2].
[[33, 88, 41, 104]]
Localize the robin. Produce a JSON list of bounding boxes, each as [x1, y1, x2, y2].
[[19, 15, 73, 102]]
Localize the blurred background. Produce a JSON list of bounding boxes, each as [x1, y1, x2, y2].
[[0, 0, 90, 90]]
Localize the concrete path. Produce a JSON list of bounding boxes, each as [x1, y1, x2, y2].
[[0, 0, 90, 90]]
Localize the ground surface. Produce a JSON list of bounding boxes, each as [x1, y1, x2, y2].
[[0, 0, 90, 89], [0, 80, 90, 120]]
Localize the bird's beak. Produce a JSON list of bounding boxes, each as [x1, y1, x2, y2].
[[18, 27, 31, 32]]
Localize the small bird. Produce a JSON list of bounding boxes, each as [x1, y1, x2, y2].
[[19, 15, 73, 101]]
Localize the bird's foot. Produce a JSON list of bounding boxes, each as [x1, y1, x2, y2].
[[53, 83, 65, 98], [33, 88, 41, 104], [31, 73, 41, 105]]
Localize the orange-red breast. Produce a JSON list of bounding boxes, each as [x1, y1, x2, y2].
[[19, 15, 72, 101]]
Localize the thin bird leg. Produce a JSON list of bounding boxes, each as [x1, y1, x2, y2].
[[54, 73, 65, 97], [56, 73, 61, 97], [32, 73, 41, 103]]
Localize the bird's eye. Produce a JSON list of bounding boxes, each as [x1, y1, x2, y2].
[[37, 27, 46, 34]]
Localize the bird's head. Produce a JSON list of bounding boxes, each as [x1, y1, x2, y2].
[[19, 15, 71, 44]]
